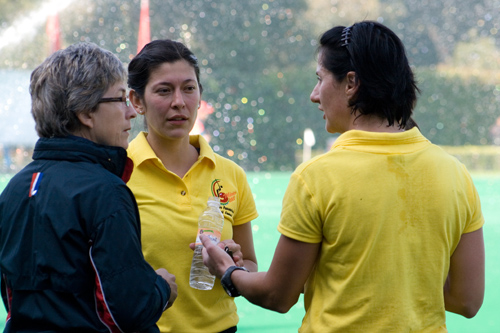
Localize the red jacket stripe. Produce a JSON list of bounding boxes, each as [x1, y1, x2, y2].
[[89, 247, 123, 333]]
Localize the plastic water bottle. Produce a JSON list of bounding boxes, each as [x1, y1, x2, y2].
[[189, 196, 225, 290]]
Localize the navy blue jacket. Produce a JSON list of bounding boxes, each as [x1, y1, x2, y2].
[[0, 136, 170, 332]]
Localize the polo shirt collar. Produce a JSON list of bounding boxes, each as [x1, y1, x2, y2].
[[131, 132, 216, 167], [332, 127, 430, 154], [190, 134, 217, 167]]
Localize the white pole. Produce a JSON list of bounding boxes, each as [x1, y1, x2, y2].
[[303, 128, 316, 163]]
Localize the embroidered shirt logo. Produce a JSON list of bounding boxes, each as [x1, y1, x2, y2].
[[29, 172, 43, 197], [211, 179, 236, 206]]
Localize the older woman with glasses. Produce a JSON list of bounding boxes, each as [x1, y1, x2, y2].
[[0, 42, 177, 332]]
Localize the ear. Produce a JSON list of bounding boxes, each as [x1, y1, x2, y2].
[[129, 90, 145, 114], [76, 112, 95, 129], [197, 90, 203, 109], [345, 71, 359, 98]]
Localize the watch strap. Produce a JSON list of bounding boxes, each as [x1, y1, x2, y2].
[[221, 266, 249, 297]]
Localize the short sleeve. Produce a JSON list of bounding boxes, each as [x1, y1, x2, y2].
[[277, 172, 322, 243], [463, 175, 485, 234], [233, 167, 259, 226]]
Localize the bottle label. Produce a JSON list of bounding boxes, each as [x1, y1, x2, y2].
[[195, 228, 221, 246]]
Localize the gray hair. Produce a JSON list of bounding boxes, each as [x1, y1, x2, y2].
[[30, 42, 127, 138]]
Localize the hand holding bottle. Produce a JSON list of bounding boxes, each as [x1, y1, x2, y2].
[[219, 239, 244, 267], [199, 234, 235, 279], [189, 239, 244, 267]]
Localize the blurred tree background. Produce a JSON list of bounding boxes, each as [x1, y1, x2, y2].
[[1, 0, 499, 171]]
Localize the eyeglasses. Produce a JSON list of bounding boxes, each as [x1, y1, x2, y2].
[[98, 96, 130, 107]]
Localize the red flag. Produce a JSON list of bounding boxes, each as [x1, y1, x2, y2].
[[46, 14, 61, 55], [137, 0, 151, 54]]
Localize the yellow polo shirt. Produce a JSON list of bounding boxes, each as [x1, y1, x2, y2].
[[278, 128, 484, 332], [127, 132, 258, 332]]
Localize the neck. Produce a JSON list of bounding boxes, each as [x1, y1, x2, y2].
[[146, 134, 199, 178], [349, 114, 404, 133]]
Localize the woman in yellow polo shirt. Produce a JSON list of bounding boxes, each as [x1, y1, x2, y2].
[[200, 21, 485, 332], [126, 39, 258, 333]]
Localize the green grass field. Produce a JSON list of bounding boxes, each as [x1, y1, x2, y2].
[[0, 172, 499, 332]]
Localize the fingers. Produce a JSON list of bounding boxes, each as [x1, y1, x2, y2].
[[220, 239, 241, 252], [199, 233, 217, 250], [200, 234, 234, 278], [231, 254, 243, 266], [225, 246, 244, 267], [220, 239, 244, 266], [156, 268, 177, 309], [166, 281, 178, 309]]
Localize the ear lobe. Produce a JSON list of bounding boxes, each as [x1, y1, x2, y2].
[[77, 112, 95, 129], [129, 90, 145, 114]]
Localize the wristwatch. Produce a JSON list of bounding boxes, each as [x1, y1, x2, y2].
[[221, 265, 249, 297]]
